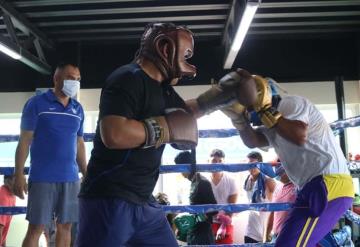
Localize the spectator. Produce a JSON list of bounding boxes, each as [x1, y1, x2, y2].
[[209, 149, 238, 244], [244, 151, 276, 243], [0, 175, 16, 247], [173, 151, 217, 245], [14, 62, 87, 247], [265, 164, 296, 242], [155, 192, 176, 232]]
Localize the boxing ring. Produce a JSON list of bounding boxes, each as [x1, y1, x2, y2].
[[1, 115, 360, 246]]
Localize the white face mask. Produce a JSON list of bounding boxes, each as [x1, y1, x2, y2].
[[62, 80, 80, 98]]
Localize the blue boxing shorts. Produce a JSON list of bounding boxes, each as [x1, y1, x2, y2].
[[76, 198, 178, 247]]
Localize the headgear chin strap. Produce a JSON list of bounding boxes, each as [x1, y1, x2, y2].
[[135, 23, 196, 83]]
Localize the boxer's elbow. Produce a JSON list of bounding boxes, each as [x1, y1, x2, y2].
[[240, 129, 269, 148], [101, 128, 122, 149], [242, 138, 258, 149]]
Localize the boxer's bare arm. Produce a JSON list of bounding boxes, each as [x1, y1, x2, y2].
[[101, 110, 198, 150], [186, 68, 257, 119], [185, 99, 203, 118], [100, 115, 146, 149], [275, 118, 308, 146], [238, 117, 307, 148], [239, 124, 269, 148], [186, 98, 270, 148]]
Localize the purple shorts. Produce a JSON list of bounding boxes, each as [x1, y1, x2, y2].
[[275, 176, 353, 247]]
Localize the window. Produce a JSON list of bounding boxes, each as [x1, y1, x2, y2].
[[0, 114, 22, 167]]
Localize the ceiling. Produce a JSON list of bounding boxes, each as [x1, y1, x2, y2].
[[0, 0, 360, 90], [2, 0, 359, 43]]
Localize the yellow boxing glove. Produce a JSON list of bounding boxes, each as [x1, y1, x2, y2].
[[253, 75, 282, 128]]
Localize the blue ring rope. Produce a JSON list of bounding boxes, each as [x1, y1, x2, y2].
[[161, 202, 293, 214], [186, 244, 274, 247], [3, 162, 360, 178], [0, 163, 278, 177], [1, 203, 359, 228], [1, 115, 360, 143]]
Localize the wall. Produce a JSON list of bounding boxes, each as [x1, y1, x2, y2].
[[1, 80, 358, 113], [79, 80, 359, 109]]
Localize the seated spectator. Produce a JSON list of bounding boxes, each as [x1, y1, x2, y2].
[[209, 149, 237, 244], [173, 151, 217, 245], [0, 175, 16, 247], [244, 151, 275, 243], [265, 164, 296, 242]]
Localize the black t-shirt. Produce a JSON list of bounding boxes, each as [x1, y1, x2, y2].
[[79, 63, 186, 204], [190, 173, 217, 206]]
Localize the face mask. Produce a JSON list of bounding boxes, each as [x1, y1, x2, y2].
[[275, 176, 281, 181], [62, 80, 80, 98]]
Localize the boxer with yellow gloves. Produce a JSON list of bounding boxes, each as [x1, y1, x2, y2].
[[220, 68, 353, 247]]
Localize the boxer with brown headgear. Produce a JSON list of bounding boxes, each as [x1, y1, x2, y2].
[[77, 22, 198, 247], [135, 22, 196, 84]]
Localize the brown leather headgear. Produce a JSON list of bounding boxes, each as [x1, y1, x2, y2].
[[135, 23, 197, 82]]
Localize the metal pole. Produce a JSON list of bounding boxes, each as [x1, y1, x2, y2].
[[191, 148, 197, 164], [335, 76, 347, 156]]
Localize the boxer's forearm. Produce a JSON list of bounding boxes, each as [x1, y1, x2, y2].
[[185, 99, 204, 118], [275, 117, 308, 146], [100, 115, 146, 149], [239, 124, 269, 148]]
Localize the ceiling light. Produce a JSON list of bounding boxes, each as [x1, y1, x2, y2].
[[0, 41, 22, 60], [224, 0, 260, 69]]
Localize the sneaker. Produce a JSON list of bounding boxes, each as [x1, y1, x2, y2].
[[334, 225, 352, 246]]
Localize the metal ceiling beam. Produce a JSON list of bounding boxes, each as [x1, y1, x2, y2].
[[3, 19, 359, 32], [26, 4, 229, 18], [0, 0, 54, 49], [248, 27, 360, 35], [0, 34, 51, 74], [13, 0, 360, 8], [18, 46, 51, 74], [47, 24, 224, 35], [255, 11, 360, 19], [2, 12, 19, 44], [37, 15, 227, 27], [14, 0, 156, 7], [55, 31, 222, 42], [252, 20, 360, 28], [260, 0, 360, 8]]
